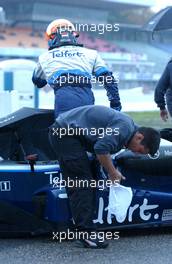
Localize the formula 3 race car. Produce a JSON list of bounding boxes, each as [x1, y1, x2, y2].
[[0, 108, 172, 236]]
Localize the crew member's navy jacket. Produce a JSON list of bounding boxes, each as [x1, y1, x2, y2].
[[55, 105, 138, 155], [32, 45, 121, 117], [154, 60, 172, 114]]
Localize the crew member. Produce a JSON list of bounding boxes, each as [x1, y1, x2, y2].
[[49, 105, 160, 248], [154, 59, 172, 121]]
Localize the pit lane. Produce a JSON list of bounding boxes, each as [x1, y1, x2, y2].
[[0, 228, 172, 264]]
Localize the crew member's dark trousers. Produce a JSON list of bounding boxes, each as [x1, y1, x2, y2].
[[49, 132, 97, 231]]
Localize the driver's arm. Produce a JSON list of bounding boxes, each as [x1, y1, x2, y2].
[[32, 62, 47, 88], [93, 52, 122, 111]]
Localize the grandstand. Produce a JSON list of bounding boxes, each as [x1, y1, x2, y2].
[[0, 26, 127, 52], [0, 0, 171, 93]]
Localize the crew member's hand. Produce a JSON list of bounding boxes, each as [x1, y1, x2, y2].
[[160, 109, 168, 122], [96, 154, 125, 184], [109, 170, 126, 184]]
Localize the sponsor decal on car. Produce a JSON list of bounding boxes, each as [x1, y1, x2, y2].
[[44, 169, 61, 185], [162, 209, 172, 221], [93, 197, 159, 224], [57, 192, 160, 224], [0, 181, 11, 191], [164, 150, 172, 156]]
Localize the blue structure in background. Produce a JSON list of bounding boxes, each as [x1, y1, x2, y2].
[[3, 71, 39, 108], [4, 71, 13, 92]]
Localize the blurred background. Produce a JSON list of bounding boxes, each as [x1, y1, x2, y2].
[[0, 0, 172, 128]]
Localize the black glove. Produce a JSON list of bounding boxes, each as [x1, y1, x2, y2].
[[110, 100, 122, 111]]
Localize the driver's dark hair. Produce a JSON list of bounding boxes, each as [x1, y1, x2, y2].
[[137, 127, 160, 156]]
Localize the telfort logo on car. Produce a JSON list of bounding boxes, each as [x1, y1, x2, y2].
[[44, 171, 62, 185], [57, 193, 160, 224], [93, 197, 159, 224]]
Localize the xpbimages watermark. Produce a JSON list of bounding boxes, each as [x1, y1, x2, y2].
[[52, 229, 120, 242], [58, 23, 120, 35], [52, 126, 120, 139], [49, 71, 120, 86], [52, 177, 119, 190], [75, 23, 120, 34]]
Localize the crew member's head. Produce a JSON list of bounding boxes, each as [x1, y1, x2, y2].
[[127, 127, 160, 156], [45, 18, 79, 50]]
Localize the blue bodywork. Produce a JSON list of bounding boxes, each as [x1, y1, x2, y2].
[[0, 108, 172, 235], [0, 140, 172, 235]]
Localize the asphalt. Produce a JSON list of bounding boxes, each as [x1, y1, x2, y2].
[[0, 228, 172, 264]]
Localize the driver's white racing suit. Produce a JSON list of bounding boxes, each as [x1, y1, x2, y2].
[[32, 45, 122, 117]]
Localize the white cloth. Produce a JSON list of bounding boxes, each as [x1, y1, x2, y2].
[[108, 184, 133, 223]]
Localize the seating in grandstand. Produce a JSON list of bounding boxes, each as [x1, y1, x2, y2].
[[115, 40, 171, 72], [0, 27, 47, 48], [0, 26, 127, 52], [78, 33, 127, 52]]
